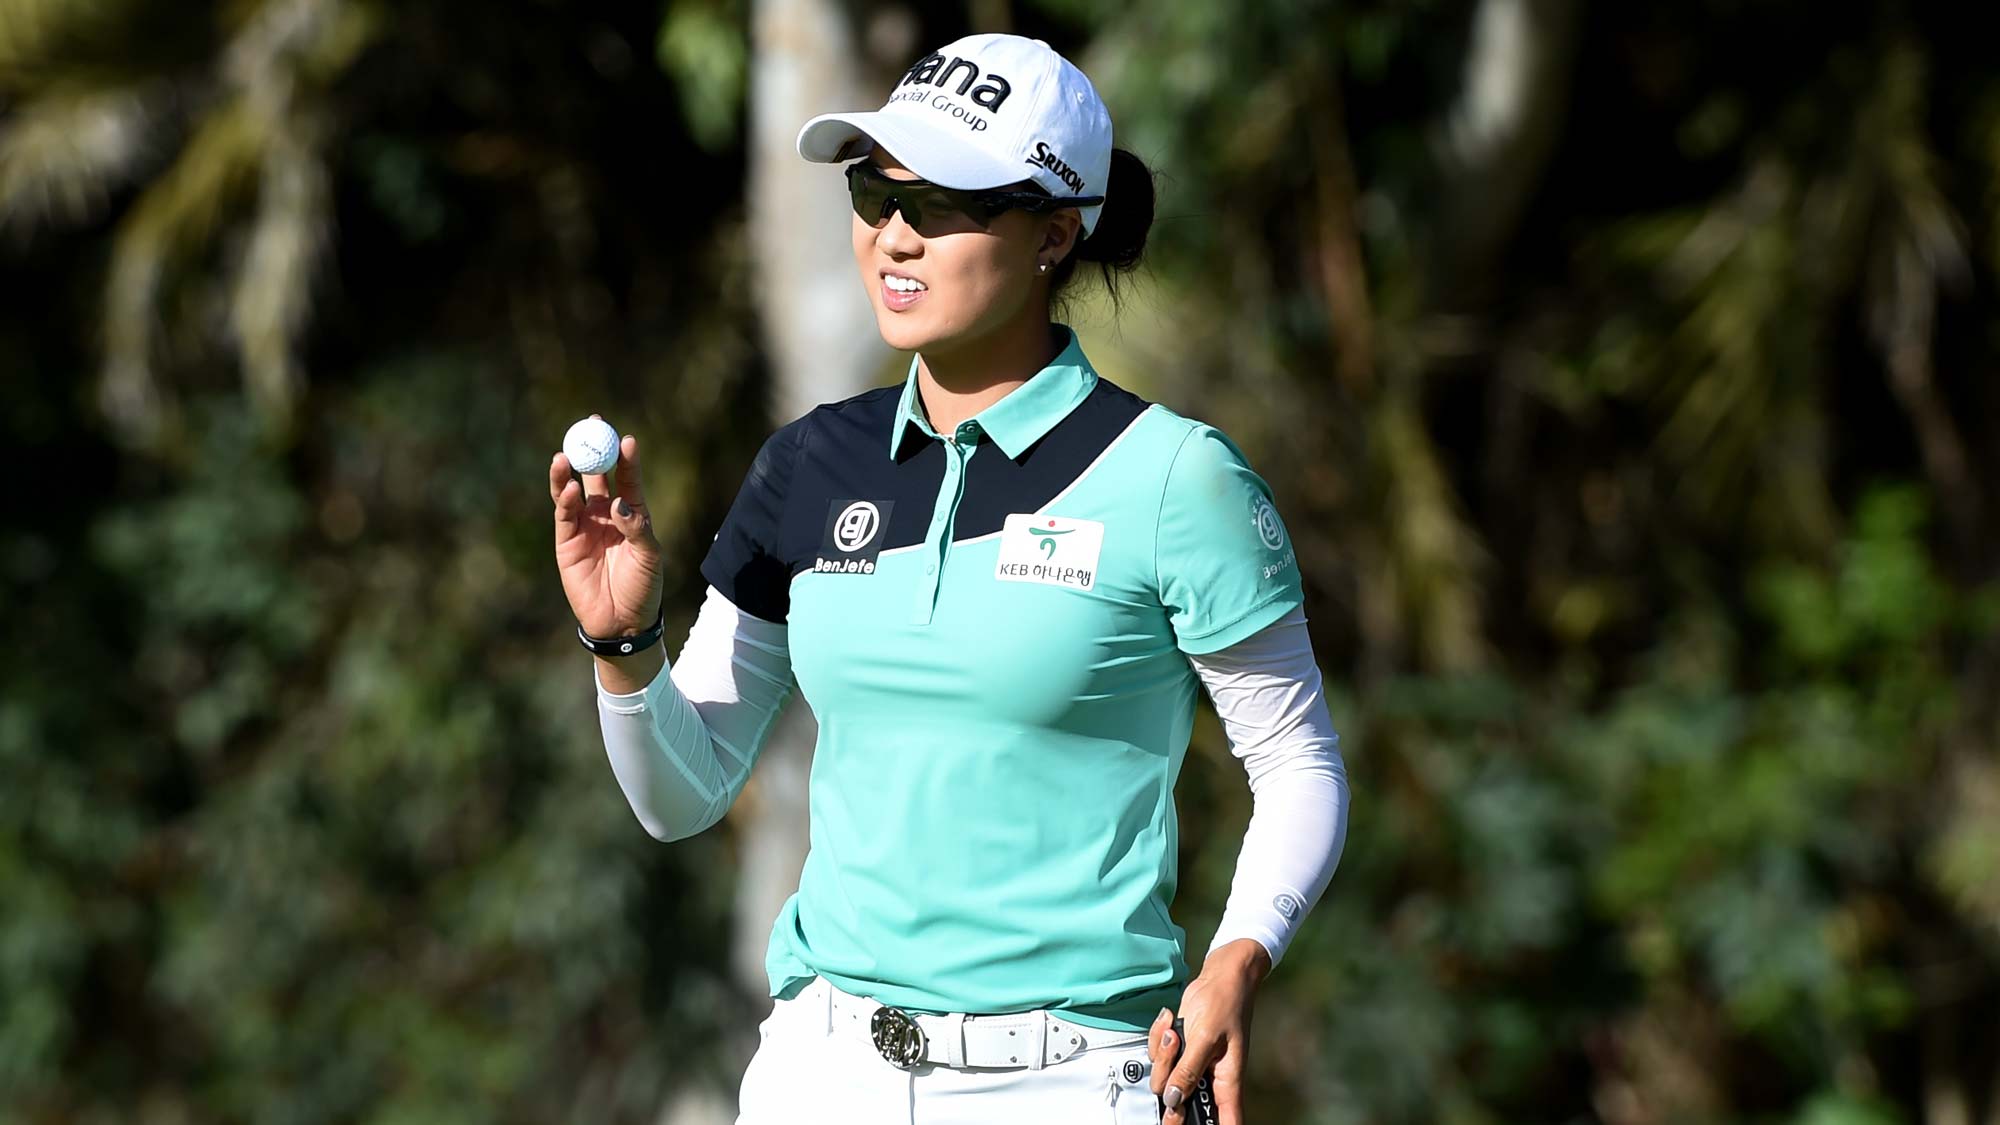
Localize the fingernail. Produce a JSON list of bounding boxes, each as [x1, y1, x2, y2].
[[1162, 1030, 1175, 1049], [1165, 1086, 1183, 1110], [1157, 1007, 1171, 1022], [616, 498, 631, 517]]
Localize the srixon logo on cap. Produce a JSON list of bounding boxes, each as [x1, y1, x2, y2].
[[899, 51, 1014, 111], [1027, 140, 1086, 193]]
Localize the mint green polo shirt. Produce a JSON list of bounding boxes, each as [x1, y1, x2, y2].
[[699, 326, 1304, 1031]]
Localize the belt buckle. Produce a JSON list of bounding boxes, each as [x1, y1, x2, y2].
[[869, 1006, 929, 1069]]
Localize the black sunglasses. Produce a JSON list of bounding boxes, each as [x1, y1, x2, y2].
[[845, 162, 1104, 233]]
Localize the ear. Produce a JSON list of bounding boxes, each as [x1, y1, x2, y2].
[[1038, 209, 1084, 269]]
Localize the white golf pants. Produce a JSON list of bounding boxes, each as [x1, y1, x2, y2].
[[735, 976, 1166, 1124]]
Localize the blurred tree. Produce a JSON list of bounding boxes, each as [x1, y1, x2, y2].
[[1031, 0, 2000, 1120], [725, 0, 882, 1016], [2, 1, 777, 1122], [0, 0, 377, 453], [3, 0, 1997, 1123]]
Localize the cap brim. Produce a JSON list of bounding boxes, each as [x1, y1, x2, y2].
[[796, 110, 1027, 191]]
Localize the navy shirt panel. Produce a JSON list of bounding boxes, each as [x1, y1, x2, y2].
[[789, 386, 944, 555], [699, 417, 806, 624], [953, 377, 1149, 539], [700, 376, 1151, 621]]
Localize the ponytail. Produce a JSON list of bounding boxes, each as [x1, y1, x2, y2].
[[1050, 147, 1155, 314]]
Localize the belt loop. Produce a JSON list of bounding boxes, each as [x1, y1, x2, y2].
[[1027, 1013, 1049, 1071], [941, 1013, 967, 1068]]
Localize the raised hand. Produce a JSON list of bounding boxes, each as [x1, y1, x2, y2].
[[550, 416, 663, 639]]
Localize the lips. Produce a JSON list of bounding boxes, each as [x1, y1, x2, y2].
[[881, 270, 927, 312]]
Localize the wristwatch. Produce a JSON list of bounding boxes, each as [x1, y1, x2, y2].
[[577, 607, 665, 657]]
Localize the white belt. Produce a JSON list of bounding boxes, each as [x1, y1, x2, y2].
[[808, 977, 1149, 1071]]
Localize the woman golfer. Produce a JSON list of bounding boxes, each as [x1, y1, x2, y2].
[[550, 33, 1348, 1124]]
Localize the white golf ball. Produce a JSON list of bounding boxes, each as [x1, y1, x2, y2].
[[563, 417, 620, 475]]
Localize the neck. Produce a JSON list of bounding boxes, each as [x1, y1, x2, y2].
[[914, 317, 1065, 436]]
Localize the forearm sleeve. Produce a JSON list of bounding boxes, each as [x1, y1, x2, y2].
[[1187, 606, 1350, 967], [594, 585, 796, 841]]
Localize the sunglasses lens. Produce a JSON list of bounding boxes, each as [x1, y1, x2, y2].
[[848, 169, 892, 225], [846, 167, 1001, 231]]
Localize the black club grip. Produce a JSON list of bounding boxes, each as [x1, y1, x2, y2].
[[1162, 1018, 1220, 1125]]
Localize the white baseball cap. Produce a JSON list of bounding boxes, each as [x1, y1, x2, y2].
[[797, 33, 1113, 235]]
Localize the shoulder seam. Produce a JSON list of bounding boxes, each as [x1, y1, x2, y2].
[[1143, 400, 1203, 434], [1090, 373, 1158, 410], [787, 406, 811, 482], [810, 383, 902, 418], [1154, 421, 1205, 600]]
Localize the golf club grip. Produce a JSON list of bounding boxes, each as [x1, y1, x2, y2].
[[1163, 1018, 1221, 1125]]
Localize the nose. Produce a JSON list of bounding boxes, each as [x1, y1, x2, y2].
[[875, 204, 923, 256]]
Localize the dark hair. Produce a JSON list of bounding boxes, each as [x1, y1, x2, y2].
[[1049, 147, 1155, 315]]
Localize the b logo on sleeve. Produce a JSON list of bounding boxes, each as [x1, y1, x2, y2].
[[1252, 496, 1295, 580], [1253, 497, 1287, 550], [995, 514, 1104, 590]]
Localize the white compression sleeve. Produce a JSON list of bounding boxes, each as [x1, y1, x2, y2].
[[594, 585, 795, 841], [1188, 606, 1350, 968]]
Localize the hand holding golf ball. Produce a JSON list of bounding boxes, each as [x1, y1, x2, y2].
[[549, 413, 663, 642], [563, 416, 620, 475]]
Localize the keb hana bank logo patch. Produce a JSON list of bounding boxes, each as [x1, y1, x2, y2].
[[995, 514, 1104, 590]]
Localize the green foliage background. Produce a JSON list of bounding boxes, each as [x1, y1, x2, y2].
[[3, 1, 1997, 1122]]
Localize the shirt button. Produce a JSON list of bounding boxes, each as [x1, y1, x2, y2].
[[925, 562, 937, 575]]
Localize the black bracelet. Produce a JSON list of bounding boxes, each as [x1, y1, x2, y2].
[[577, 607, 665, 657]]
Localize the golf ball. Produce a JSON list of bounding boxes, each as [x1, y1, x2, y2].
[[563, 417, 620, 475]]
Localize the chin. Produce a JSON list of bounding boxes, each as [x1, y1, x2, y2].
[[873, 309, 946, 353]]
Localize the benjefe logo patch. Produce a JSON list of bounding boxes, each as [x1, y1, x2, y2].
[[995, 514, 1104, 590], [815, 499, 894, 574]]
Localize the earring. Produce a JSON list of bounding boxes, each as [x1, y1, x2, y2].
[[1036, 262, 1049, 274]]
